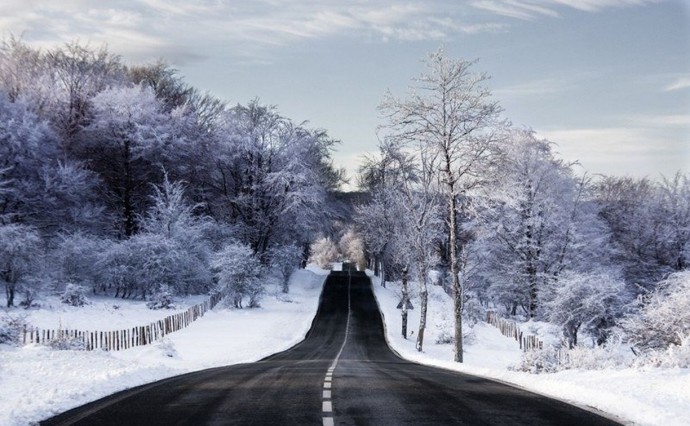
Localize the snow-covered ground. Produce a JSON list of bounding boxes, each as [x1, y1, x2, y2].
[[3, 265, 688, 425], [371, 273, 690, 426], [0, 266, 329, 426]]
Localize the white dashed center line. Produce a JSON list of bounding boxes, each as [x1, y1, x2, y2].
[[322, 267, 352, 426]]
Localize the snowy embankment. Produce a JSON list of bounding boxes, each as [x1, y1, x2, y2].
[[371, 273, 690, 426], [0, 266, 329, 426]]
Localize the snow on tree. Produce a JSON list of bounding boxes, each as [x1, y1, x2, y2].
[[0, 94, 59, 223], [212, 242, 265, 308], [355, 140, 416, 285], [97, 233, 201, 300], [45, 41, 126, 141], [0, 36, 51, 107], [268, 243, 302, 293], [30, 161, 106, 236], [309, 237, 340, 270], [622, 271, 690, 351], [80, 84, 173, 237], [478, 128, 604, 318], [595, 173, 690, 291], [53, 231, 110, 292], [207, 100, 341, 259], [339, 229, 366, 271], [60, 283, 90, 307], [0, 224, 41, 307], [355, 191, 394, 282], [379, 49, 503, 362], [396, 147, 444, 352], [543, 271, 627, 348], [656, 173, 690, 273], [146, 284, 177, 310]]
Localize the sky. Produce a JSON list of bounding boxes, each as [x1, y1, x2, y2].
[[1, 0, 688, 188]]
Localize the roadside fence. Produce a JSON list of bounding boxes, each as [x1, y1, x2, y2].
[[486, 311, 544, 352], [22, 291, 225, 351]]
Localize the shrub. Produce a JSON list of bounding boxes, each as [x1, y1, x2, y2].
[[48, 334, 87, 351], [60, 283, 90, 307], [543, 271, 627, 348], [513, 346, 561, 374], [622, 271, 690, 351], [156, 338, 177, 358], [0, 314, 27, 345], [268, 244, 302, 293], [632, 336, 690, 368], [212, 242, 264, 309], [146, 284, 176, 310]]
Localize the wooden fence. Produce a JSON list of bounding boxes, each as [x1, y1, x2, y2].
[[22, 291, 225, 351], [486, 311, 544, 352]]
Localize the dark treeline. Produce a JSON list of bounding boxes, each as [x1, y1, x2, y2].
[[0, 38, 345, 309]]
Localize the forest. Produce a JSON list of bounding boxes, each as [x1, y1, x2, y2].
[[353, 50, 689, 365], [1, 40, 688, 367], [0, 38, 345, 313]]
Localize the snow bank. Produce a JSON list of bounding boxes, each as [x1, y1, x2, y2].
[[371, 272, 690, 426], [0, 267, 328, 426]]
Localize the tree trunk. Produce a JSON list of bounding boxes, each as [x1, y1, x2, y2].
[[5, 282, 15, 307], [449, 191, 463, 362], [380, 257, 386, 288], [401, 267, 409, 339], [122, 139, 135, 237], [416, 266, 428, 352]]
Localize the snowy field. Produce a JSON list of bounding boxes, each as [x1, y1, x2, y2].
[[0, 266, 329, 426], [371, 273, 690, 426]]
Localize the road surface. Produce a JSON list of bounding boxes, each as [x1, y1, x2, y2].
[[43, 265, 620, 425]]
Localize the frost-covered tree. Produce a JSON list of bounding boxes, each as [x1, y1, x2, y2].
[[0, 224, 41, 307], [268, 243, 302, 293], [595, 173, 690, 291], [543, 272, 627, 348], [45, 41, 126, 141], [479, 129, 604, 318], [339, 229, 366, 271], [208, 100, 341, 258], [356, 140, 415, 284], [622, 271, 690, 351], [97, 233, 205, 299], [80, 85, 173, 237], [309, 237, 340, 270], [656, 173, 690, 273], [0, 94, 59, 223], [0, 36, 51, 107], [397, 147, 443, 352], [379, 49, 503, 362], [52, 231, 110, 291], [212, 242, 265, 308]]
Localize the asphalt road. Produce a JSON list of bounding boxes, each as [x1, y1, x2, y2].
[[43, 265, 620, 425]]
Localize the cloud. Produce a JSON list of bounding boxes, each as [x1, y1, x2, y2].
[[0, 1, 508, 63], [471, 0, 659, 21], [537, 125, 689, 178], [494, 77, 575, 97], [664, 76, 690, 92], [624, 114, 690, 127], [471, 0, 559, 20]]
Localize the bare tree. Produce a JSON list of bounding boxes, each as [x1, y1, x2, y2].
[[400, 147, 443, 352], [380, 49, 503, 362]]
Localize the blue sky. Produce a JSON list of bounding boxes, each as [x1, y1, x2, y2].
[[2, 0, 688, 186]]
